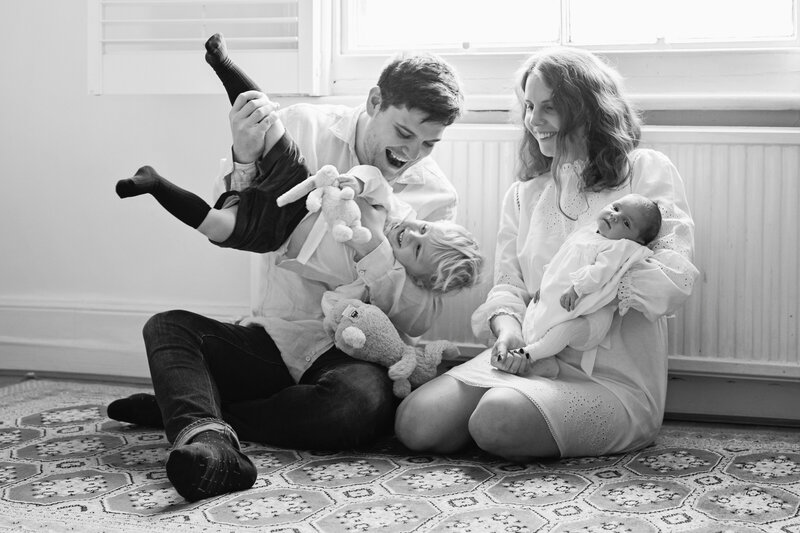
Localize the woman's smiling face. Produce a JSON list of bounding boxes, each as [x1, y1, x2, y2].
[[523, 72, 561, 158]]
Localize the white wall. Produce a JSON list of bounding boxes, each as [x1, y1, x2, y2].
[[1, 1, 252, 377]]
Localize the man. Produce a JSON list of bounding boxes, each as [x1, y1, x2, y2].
[[108, 52, 464, 502]]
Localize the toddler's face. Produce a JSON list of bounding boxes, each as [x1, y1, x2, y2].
[[596, 195, 649, 243], [385, 219, 438, 282]]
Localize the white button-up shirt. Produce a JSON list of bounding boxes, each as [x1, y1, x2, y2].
[[214, 103, 458, 381]]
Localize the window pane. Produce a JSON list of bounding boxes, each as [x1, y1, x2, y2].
[[570, 0, 795, 45], [345, 0, 560, 52]]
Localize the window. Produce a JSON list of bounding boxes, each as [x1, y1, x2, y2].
[[342, 0, 796, 52], [88, 0, 331, 95], [333, 0, 800, 111], [88, 0, 800, 109]]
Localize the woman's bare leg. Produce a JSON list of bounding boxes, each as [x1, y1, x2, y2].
[[469, 387, 559, 461], [395, 375, 487, 454]]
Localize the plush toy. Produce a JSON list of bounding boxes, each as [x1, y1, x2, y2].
[[323, 299, 460, 398], [276, 164, 371, 244]]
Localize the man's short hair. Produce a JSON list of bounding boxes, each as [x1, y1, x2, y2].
[[377, 53, 464, 126], [413, 221, 484, 294]]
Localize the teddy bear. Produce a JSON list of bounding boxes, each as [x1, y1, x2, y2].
[[323, 299, 460, 398], [276, 164, 372, 243]]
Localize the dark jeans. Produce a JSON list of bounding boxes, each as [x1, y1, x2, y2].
[[143, 309, 397, 450]]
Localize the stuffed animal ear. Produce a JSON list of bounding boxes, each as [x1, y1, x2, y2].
[[276, 175, 315, 207], [341, 326, 366, 349]]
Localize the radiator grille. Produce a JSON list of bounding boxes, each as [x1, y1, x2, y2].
[[427, 125, 800, 377]]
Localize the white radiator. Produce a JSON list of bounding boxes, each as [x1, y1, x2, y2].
[[428, 124, 800, 380]]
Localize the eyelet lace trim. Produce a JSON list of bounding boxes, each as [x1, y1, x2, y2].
[[496, 272, 527, 290], [488, 308, 522, 326], [617, 271, 634, 315], [561, 389, 615, 454]]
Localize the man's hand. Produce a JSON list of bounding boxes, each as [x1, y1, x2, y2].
[[230, 90, 279, 164], [345, 197, 388, 261], [560, 286, 580, 311]]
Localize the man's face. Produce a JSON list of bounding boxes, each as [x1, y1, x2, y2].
[[358, 95, 447, 180]]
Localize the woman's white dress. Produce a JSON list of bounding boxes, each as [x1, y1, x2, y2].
[[447, 149, 699, 457]]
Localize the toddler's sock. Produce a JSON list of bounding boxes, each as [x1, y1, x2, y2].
[[205, 33, 261, 105], [106, 393, 164, 428], [523, 317, 592, 360], [116, 166, 211, 229], [166, 429, 257, 502]]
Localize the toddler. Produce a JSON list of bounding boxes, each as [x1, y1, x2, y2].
[[116, 34, 482, 295]]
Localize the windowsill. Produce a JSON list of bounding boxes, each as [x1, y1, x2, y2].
[[278, 92, 800, 115]]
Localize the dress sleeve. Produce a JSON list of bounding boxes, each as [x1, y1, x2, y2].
[[471, 182, 531, 344], [619, 149, 701, 321]]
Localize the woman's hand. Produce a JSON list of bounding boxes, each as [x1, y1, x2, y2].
[[490, 347, 534, 375], [489, 314, 524, 360]]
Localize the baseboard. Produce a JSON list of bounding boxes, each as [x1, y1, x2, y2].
[[0, 296, 249, 380], [3, 299, 799, 427], [664, 373, 800, 426]]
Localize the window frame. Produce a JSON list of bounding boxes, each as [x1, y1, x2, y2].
[[330, 0, 800, 112]]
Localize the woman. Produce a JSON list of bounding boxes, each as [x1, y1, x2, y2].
[[395, 47, 699, 461]]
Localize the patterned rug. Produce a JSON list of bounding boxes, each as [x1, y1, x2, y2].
[[0, 380, 798, 533]]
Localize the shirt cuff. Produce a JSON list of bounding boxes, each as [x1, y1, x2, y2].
[[355, 239, 394, 284], [230, 160, 256, 187]]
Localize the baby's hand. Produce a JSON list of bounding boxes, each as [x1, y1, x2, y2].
[[560, 286, 580, 311], [335, 174, 364, 196], [490, 348, 533, 376]]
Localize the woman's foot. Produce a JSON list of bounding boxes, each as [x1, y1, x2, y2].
[[106, 393, 164, 427], [166, 430, 257, 501]]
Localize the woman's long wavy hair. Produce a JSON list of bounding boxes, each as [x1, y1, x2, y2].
[[514, 48, 642, 218]]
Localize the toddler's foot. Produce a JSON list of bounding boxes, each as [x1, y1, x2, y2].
[[204, 33, 229, 68], [166, 430, 257, 502], [107, 393, 164, 427], [115, 166, 161, 198]]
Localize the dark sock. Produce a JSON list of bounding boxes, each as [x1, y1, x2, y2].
[[166, 430, 257, 502], [106, 393, 164, 428], [116, 166, 211, 229], [205, 33, 261, 105]]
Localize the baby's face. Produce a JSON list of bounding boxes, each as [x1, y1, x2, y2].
[[385, 219, 438, 282], [596, 195, 649, 243]]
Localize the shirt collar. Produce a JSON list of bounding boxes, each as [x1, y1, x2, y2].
[[329, 104, 362, 148], [328, 103, 427, 186]]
